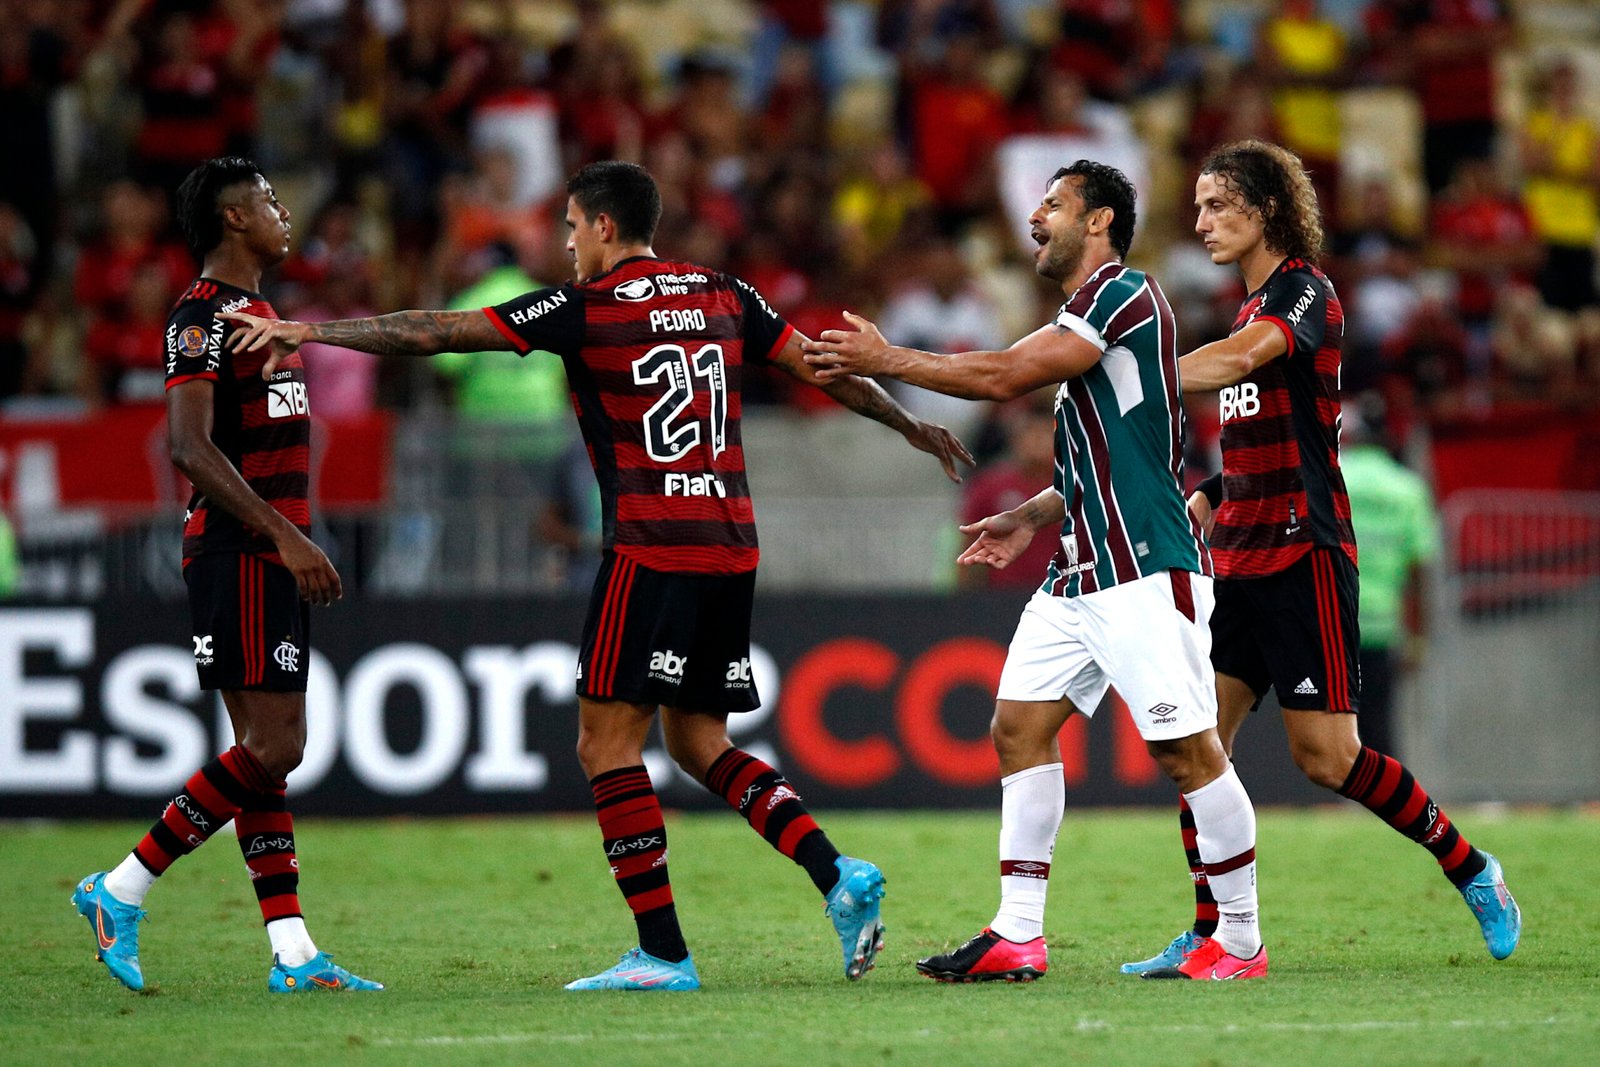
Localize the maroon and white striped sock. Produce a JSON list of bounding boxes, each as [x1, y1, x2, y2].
[[1184, 765, 1260, 959]]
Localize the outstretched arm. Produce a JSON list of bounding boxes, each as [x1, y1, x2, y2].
[[224, 309, 513, 376], [769, 330, 974, 483], [801, 312, 1099, 402], [1179, 320, 1287, 392], [957, 486, 1064, 571]]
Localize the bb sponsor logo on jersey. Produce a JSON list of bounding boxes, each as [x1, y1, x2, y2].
[[1219, 381, 1260, 421], [665, 472, 727, 498], [509, 289, 569, 324], [647, 648, 687, 684], [267, 381, 310, 419], [614, 277, 656, 302]]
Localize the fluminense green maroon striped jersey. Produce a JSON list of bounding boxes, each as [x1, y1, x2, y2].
[[1041, 262, 1211, 599]]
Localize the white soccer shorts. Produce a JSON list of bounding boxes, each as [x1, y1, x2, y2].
[[995, 570, 1218, 741]]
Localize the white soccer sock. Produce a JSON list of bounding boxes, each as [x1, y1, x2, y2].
[[102, 853, 157, 907], [267, 916, 319, 968], [989, 762, 1065, 943], [1183, 764, 1261, 959]]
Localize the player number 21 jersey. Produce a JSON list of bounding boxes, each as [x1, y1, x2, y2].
[[485, 257, 793, 575]]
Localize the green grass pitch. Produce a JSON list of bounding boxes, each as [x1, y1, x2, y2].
[[3, 808, 1597, 1065]]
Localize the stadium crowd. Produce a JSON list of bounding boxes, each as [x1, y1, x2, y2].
[[1, 0, 1597, 474]]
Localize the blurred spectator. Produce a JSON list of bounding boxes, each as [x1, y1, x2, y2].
[[998, 67, 1144, 257], [876, 0, 1002, 60], [1341, 392, 1440, 758], [1489, 284, 1582, 404], [958, 390, 1058, 589], [1427, 157, 1539, 366], [1518, 59, 1600, 314], [746, 1, 834, 106], [877, 237, 1003, 432], [1334, 179, 1424, 392], [1382, 289, 1473, 418], [82, 261, 171, 406], [433, 249, 571, 478], [1257, 0, 1346, 225], [1052, 0, 1180, 102], [436, 145, 552, 288], [295, 268, 381, 420], [898, 31, 1006, 226], [1368, 0, 1511, 194], [73, 180, 192, 321], [833, 143, 933, 271]]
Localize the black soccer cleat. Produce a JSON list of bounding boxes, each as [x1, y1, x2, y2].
[[915, 927, 1048, 983]]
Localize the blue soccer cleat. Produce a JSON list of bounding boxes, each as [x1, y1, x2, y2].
[[564, 948, 701, 991], [1460, 851, 1521, 960], [72, 872, 147, 991], [268, 952, 384, 992], [1120, 929, 1204, 975], [825, 856, 886, 980]]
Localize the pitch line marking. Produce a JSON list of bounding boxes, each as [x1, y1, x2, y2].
[[375, 1017, 1586, 1049]]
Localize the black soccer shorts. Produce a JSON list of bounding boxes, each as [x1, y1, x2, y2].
[[184, 553, 311, 693], [576, 551, 760, 714], [1209, 546, 1361, 713]]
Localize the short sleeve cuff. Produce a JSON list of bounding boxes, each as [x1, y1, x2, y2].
[[1052, 311, 1107, 353], [1256, 315, 1296, 357], [483, 306, 531, 354]]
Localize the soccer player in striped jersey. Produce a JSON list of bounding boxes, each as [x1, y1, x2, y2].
[[224, 161, 973, 991], [805, 160, 1267, 982], [1121, 139, 1520, 974], [72, 158, 381, 994]]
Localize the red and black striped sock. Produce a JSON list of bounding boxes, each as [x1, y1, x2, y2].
[[590, 765, 687, 963], [132, 745, 276, 875], [1338, 746, 1487, 887], [1179, 795, 1219, 938], [705, 748, 841, 896], [235, 776, 301, 923]]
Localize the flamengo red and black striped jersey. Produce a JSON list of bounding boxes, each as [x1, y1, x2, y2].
[[164, 278, 310, 565], [484, 256, 793, 575], [1211, 258, 1357, 578]]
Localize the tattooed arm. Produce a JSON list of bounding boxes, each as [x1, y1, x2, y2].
[[222, 309, 512, 374], [769, 330, 974, 483]]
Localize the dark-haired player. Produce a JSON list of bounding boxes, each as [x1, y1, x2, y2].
[[804, 161, 1266, 982], [224, 160, 973, 991], [72, 157, 380, 993], [1121, 139, 1520, 976]]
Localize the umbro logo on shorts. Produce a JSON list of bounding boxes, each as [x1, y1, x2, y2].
[[1147, 702, 1178, 725]]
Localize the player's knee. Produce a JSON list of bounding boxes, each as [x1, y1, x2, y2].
[[989, 707, 1049, 766], [246, 734, 303, 780], [1289, 739, 1355, 790], [663, 732, 725, 783]]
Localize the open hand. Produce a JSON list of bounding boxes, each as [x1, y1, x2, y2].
[[221, 311, 309, 379], [906, 420, 975, 483], [957, 510, 1037, 570], [801, 311, 893, 382]]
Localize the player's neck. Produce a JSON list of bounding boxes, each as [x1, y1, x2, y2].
[[598, 243, 655, 275], [1239, 245, 1284, 293], [199, 246, 266, 293], [1059, 251, 1120, 297]]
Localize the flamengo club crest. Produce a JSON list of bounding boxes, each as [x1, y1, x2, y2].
[[274, 639, 300, 672]]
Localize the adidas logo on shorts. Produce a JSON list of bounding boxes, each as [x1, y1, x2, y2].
[[1294, 677, 1318, 696]]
